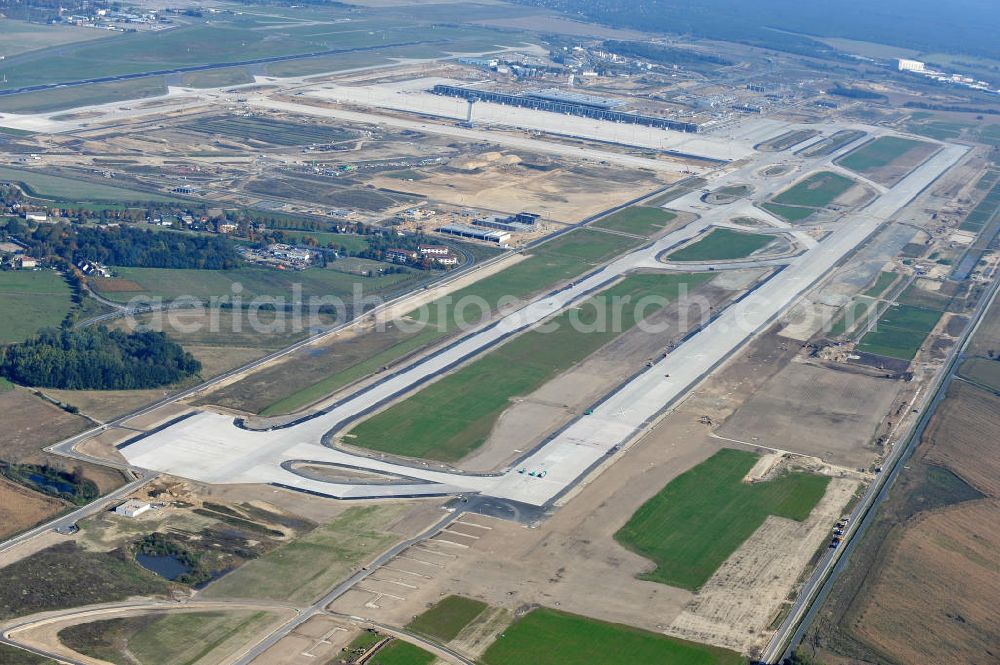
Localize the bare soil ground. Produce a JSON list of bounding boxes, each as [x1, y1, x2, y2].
[[852, 499, 1000, 665], [42, 388, 174, 423], [368, 158, 671, 224], [920, 380, 1000, 496], [802, 381, 1000, 665], [0, 477, 66, 540], [716, 360, 901, 469], [665, 476, 857, 656], [252, 615, 358, 665], [329, 414, 725, 638], [0, 389, 124, 493]]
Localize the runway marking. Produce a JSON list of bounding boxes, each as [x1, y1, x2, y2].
[[370, 578, 419, 589], [381, 566, 431, 578], [396, 554, 445, 567], [430, 538, 471, 549]]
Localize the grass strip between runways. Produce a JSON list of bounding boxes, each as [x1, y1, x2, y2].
[[348, 272, 712, 462]]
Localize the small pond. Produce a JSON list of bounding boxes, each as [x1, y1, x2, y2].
[[26, 473, 75, 495], [136, 553, 190, 581]]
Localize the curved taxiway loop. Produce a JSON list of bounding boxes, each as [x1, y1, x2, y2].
[[119, 137, 966, 508]]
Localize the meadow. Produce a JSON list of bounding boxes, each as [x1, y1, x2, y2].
[[592, 206, 677, 236], [479, 608, 742, 665], [667, 228, 772, 262], [202, 505, 405, 603], [837, 136, 935, 175], [348, 272, 711, 462], [0, 166, 177, 203], [771, 171, 856, 208], [614, 448, 830, 591], [405, 595, 488, 642], [857, 302, 944, 360], [0, 269, 74, 344]]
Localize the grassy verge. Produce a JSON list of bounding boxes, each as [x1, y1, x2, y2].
[[667, 228, 772, 261], [405, 595, 488, 642], [480, 607, 742, 665], [0, 644, 56, 664], [369, 640, 437, 665], [201, 505, 404, 603], [614, 448, 830, 591], [0, 165, 177, 203], [771, 171, 856, 208], [248, 228, 639, 416], [348, 272, 711, 462], [59, 610, 279, 665], [592, 206, 676, 236]]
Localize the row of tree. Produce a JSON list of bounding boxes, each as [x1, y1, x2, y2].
[[9, 222, 241, 270], [0, 326, 201, 390]]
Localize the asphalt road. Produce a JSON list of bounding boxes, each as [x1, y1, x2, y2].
[[229, 507, 462, 665]]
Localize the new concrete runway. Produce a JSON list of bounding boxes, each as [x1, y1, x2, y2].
[[120, 132, 966, 508]]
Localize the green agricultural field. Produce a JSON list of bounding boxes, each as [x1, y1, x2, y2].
[[896, 281, 952, 310], [615, 448, 830, 591], [771, 171, 856, 208], [0, 166, 176, 203], [667, 228, 772, 262], [348, 272, 711, 462], [0, 78, 168, 114], [369, 640, 436, 665], [480, 608, 742, 665], [0, 270, 74, 344], [837, 136, 933, 174], [406, 596, 488, 642], [273, 231, 371, 253], [201, 505, 405, 603], [593, 206, 677, 236], [959, 357, 1000, 392], [91, 263, 421, 304], [959, 179, 1000, 232], [857, 303, 944, 360], [60, 610, 280, 665], [180, 116, 356, 146]]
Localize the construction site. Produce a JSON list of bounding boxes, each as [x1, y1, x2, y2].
[[1, 11, 999, 665]]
